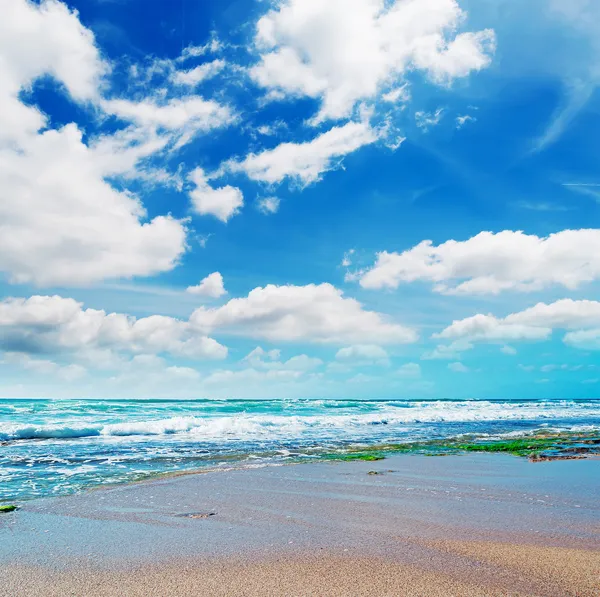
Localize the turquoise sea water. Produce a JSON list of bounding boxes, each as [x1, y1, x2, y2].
[[1, 398, 600, 502]]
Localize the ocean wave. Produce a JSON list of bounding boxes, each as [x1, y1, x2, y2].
[[2, 400, 600, 442]]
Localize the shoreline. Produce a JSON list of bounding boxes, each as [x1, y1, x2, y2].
[[1, 453, 599, 596], [3, 427, 599, 507]]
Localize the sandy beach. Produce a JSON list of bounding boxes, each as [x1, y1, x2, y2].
[[1, 453, 599, 596]]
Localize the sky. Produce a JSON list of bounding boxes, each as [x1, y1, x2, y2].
[[1, 0, 600, 400]]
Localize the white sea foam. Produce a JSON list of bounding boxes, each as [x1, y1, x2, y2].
[[1, 400, 599, 442]]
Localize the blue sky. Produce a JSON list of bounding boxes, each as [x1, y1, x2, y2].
[[1, 0, 600, 399]]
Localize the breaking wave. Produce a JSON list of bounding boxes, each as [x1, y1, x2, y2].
[[2, 399, 600, 443]]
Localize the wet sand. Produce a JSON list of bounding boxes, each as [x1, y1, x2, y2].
[[1, 454, 599, 596]]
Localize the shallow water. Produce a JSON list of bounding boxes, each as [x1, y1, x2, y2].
[[1, 397, 599, 501]]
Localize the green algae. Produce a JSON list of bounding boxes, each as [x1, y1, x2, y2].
[[0, 504, 17, 513], [452, 437, 576, 456], [323, 431, 600, 462]]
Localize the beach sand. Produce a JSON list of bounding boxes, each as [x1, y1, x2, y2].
[[1, 454, 598, 596]]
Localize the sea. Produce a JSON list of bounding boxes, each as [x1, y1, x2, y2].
[[1, 397, 600, 502]]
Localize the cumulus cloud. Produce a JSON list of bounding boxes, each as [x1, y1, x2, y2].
[[242, 347, 322, 371], [357, 229, 600, 295], [448, 361, 469, 373], [1, 352, 87, 382], [395, 362, 422, 378], [503, 299, 600, 330], [250, 0, 495, 122], [186, 272, 227, 298], [1, 123, 188, 286], [188, 168, 244, 222], [436, 299, 600, 350], [0, 295, 228, 363], [164, 365, 201, 380], [190, 283, 417, 344], [0, 0, 106, 141], [564, 328, 600, 349], [243, 346, 281, 366], [0, 1, 246, 287], [0, 0, 212, 286], [436, 313, 552, 342], [225, 120, 377, 186], [335, 344, 390, 366], [421, 339, 473, 360]]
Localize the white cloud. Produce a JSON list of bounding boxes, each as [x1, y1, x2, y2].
[[436, 299, 600, 350], [382, 84, 411, 103], [189, 168, 244, 222], [448, 361, 469, 373], [0, 294, 228, 363], [564, 329, 600, 350], [395, 362, 421, 378], [190, 283, 417, 345], [436, 313, 552, 342], [203, 367, 305, 386], [104, 96, 234, 134], [415, 108, 444, 130], [515, 201, 571, 212], [103, 357, 204, 395], [335, 344, 389, 366], [253, 121, 289, 138], [1, 352, 86, 382], [257, 196, 281, 214], [250, 0, 495, 122], [518, 364, 535, 372], [58, 363, 88, 382], [500, 345, 517, 355], [358, 229, 600, 295], [172, 59, 226, 86], [504, 299, 600, 330], [347, 373, 377, 384], [186, 272, 227, 298], [541, 364, 561, 373], [243, 346, 281, 367], [0, 0, 107, 147], [284, 354, 324, 371], [165, 365, 201, 380], [421, 339, 472, 360], [1, 124, 188, 286], [0, 0, 194, 286], [243, 348, 323, 372], [341, 249, 355, 268], [455, 114, 475, 128], [178, 38, 223, 61], [225, 120, 377, 185]]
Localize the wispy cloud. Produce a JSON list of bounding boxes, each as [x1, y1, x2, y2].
[[513, 201, 571, 211], [531, 81, 596, 153], [562, 182, 600, 202]]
